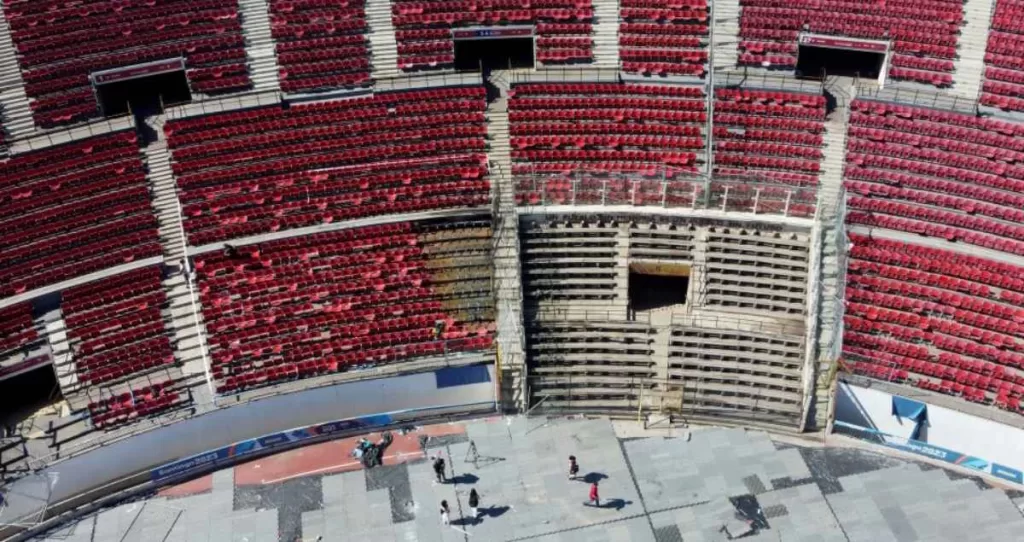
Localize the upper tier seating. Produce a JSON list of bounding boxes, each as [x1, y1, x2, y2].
[[844, 100, 1024, 256], [391, 0, 594, 71], [508, 82, 706, 205], [619, 0, 709, 77], [0, 131, 161, 298], [194, 220, 496, 394], [165, 86, 492, 246], [738, 0, 963, 88], [982, 0, 1024, 111], [269, 0, 372, 93], [712, 87, 826, 217], [843, 233, 1024, 414], [668, 323, 805, 425], [2, 0, 250, 128], [703, 227, 810, 317], [63, 266, 176, 386]]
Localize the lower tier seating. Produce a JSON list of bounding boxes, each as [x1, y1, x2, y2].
[[845, 99, 1024, 256], [667, 324, 805, 425], [166, 86, 492, 246], [843, 233, 1024, 415], [62, 266, 176, 386], [703, 227, 810, 317], [194, 219, 496, 395], [87, 378, 190, 430], [527, 320, 657, 409], [0, 131, 161, 297], [0, 302, 42, 362]]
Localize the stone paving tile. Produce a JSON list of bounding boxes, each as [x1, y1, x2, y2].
[[26, 419, 1024, 542]]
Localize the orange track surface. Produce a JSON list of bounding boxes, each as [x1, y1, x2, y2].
[[233, 423, 466, 486]]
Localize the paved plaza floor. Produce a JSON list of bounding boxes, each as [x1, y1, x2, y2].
[[29, 417, 1024, 541]]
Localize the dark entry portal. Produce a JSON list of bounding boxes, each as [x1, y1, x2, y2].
[[796, 46, 885, 80], [97, 70, 191, 117], [454, 37, 535, 71]]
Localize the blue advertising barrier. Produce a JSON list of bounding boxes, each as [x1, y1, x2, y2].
[[149, 413, 395, 483], [833, 420, 1024, 484]]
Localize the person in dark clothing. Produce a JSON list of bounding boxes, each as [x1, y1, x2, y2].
[[433, 455, 446, 483], [589, 481, 600, 507], [468, 488, 480, 519], [568, 455, 579, 480]]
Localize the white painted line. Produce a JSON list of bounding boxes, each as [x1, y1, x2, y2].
[[259, 450, 425, 484], [450, 526, 472, 536]]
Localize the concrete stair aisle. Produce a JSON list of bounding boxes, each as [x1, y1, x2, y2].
[[486, 72, 527, 410], [711, 0, 741, 71], [161, 272, 213, 385], [591, 0, 621, 68], [365, 0, 401, 79], [142, 121, 188, 265], [46, 311, 80, 397], [817, 77, 854, 218], [952, 0, 996, 100], [239, 0, 282, 93], [0, 9, 34, 139], [808, 77, 854, 431]]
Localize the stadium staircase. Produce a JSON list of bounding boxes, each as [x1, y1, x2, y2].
[[0, 9, 33, 139], [486, 71, 528, 410], [366, 0, 401, 79], [239, 0, 282, 93], [592, 0, 621, 67], [954, 0, 996, 99], [143, 117, 187, 265], [48, 313, 78, 393], [711, 0, 741, 70], [809, 76, 855, 430]]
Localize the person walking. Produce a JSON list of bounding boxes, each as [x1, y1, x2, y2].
[[440, 500, 451, 526], [433, 455, 446, 483], [568, 455, 579, 480], [468, 488, 480, 519], [589, 480, 600, 507]]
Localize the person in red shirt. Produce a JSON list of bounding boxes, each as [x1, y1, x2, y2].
[[589, 480, 600, 507]]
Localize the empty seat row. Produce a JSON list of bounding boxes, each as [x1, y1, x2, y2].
[[738, 0, 964, 87], [87, 379, 188, 429], [165, 86, 492, 246], [843, 233, 1024, 413], [195, 220, 495, 394], [0, 132, 160, 297], [983, 1, 1024, 112], [62, 266, 176, 386], [391, 0, 593, 70], [619, 0, 709, 77], [2, 0, 250, 128]]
